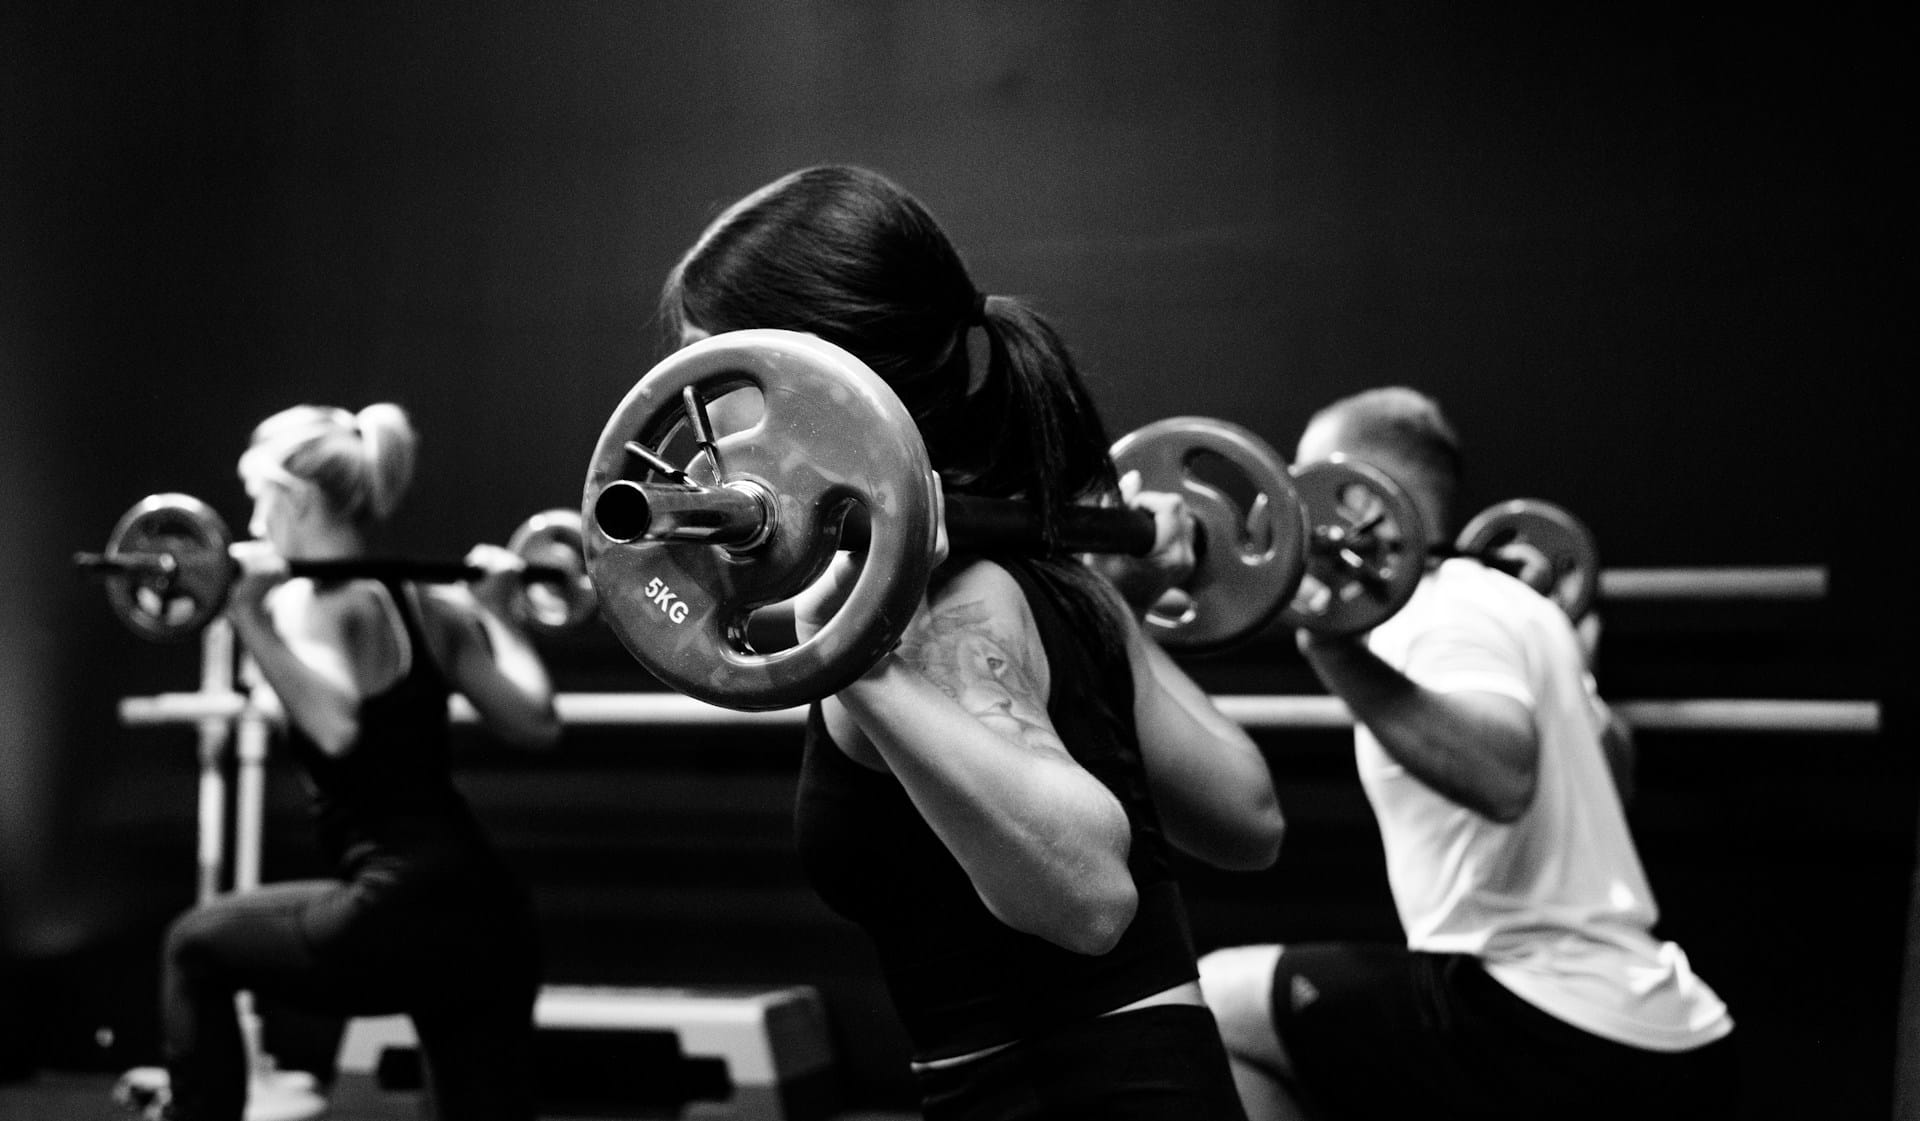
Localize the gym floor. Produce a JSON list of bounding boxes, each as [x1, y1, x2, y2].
[[0, 1071, 922, 1121]]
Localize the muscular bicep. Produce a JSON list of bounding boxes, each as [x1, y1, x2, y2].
[[896, 576, 1063, 756]]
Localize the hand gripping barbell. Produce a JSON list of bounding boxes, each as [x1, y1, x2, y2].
[[74, 495, 598, 642], [579, 329, 1434, 712]]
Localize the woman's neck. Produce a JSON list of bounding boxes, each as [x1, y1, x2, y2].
[[290, 521, 368, 561]]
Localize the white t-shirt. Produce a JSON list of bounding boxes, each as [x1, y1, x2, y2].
[[1359, 559, 1732, 1052]]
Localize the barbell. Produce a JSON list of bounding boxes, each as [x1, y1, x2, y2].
[[580, 330, 1440, 711], [74, 495, 598, 642], [1283, 465, 1606, 626], [1285, 467, 1608, 626]]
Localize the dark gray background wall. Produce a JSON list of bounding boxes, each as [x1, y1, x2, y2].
[[3, 1, 1911, 1114]]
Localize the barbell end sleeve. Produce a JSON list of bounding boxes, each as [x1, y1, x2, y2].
[[592, 480, 656, 544], [590, 479, 775, 549]]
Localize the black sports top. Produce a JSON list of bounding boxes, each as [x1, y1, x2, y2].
[[793, 556, 1199, 1061], [283, 580, 503, 889]]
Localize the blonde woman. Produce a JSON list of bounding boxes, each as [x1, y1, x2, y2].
[[150, 404, 558, 1121]]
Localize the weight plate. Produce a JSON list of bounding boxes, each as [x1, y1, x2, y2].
[[506, 508, 598, 633], [102, 493, 234, 642], [583, 330, 937, 711], [1282, 456, 1425, 636], [1456, 498, 1599, 620], [1110, 417, 1307, 653]]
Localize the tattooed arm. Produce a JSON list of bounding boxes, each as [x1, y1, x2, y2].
[[822, 559, 1139, 956]]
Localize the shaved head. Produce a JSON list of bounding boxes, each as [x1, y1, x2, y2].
[[1296, 386, 1462, 537]]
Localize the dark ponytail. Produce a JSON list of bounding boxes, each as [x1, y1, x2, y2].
[[949, 294, 1120, 548]]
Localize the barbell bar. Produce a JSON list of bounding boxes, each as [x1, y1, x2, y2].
[[592, 414, 1326, 649], [592, 479, 1163, 557]]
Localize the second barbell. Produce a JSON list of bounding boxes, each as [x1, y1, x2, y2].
[[76, 496, 598, 642]]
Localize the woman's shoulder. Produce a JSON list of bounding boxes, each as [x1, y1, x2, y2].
[[413, 581, 489, 643], [931, 557, 1032, 614], [275, 577, 389, 630]]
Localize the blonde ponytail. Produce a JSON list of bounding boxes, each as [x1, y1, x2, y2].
[[352, 403, 417, 522], [238, 402, 417, 525]]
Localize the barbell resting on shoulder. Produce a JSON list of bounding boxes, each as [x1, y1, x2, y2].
[[578, 330, 1432, 712]]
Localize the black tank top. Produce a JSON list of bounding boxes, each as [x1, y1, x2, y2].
[[284, 580, 501, 889], [793, 556, 1199, 1061]]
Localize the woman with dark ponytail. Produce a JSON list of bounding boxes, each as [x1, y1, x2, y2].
[[131, 403, 559, 1121], [663, 166, 1284, 1120]]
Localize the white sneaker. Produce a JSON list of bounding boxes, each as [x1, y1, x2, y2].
[[112, 1060, 328, 1121], [112, 1066, 171, 1121], [245, 1065, 329, 1121]]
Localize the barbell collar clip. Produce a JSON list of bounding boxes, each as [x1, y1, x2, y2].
[[621, 440, 688, 483], [682, 385, 726, 480]]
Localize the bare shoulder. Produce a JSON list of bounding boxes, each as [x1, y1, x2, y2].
[[266, 580, 408, 694], [419, 581, 480, 618], [275, 579, 386, 639], [414, 582, 488, 661]]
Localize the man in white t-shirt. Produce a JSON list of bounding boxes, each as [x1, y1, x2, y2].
[[1198, 387, 1736, 1121]]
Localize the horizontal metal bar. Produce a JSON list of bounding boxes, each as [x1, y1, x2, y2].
[[938, 498, 1156, 557], [592, 484, 1157, 557], [1598, 566, 1827, 601], [78, 553, 566, 585], [119, 691, 1881, 736], [1609, 698, 1878, 734], [835, 500, 1156, 555]]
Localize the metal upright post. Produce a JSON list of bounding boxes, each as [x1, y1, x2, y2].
[[194, 619, 235, 903]]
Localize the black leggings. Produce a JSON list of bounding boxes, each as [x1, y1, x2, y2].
[[161, 876, 540, 1121], [912, 1004, 1249, 1121]]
